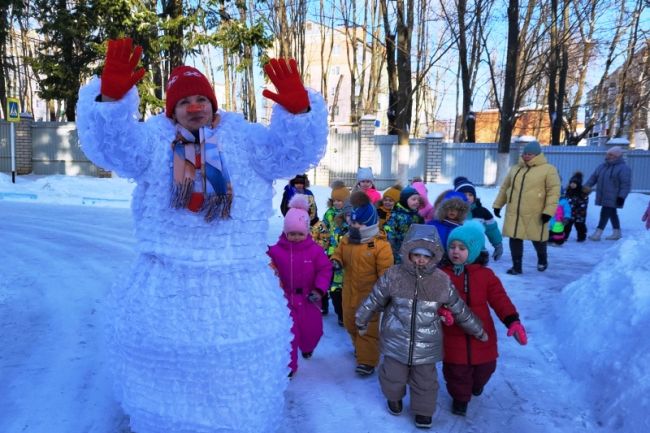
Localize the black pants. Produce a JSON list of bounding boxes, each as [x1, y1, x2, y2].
[[509, 238, 547, 266], [330, 288, 343, 321], [597, 206, 620, 230], [564, 220, 587, 241]]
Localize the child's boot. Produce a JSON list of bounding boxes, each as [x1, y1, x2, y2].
[[452, 399, 468, 416], [387, 400, 403, 415], [605, 229, 622, 240], [414, 415, 432, 429]]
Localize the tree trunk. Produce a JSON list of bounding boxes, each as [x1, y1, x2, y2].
[[496, 0, 519, 184], [166, 0, 184, 68]]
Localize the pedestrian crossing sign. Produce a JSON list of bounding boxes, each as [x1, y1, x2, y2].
[[7, 97, 20, 122]]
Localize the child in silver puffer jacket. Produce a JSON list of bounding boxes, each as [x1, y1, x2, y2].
[[356, 224, 487, 430]]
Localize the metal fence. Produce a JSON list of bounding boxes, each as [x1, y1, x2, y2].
[[31, 122, 104, 176], [326, 133, 650, 192], [0, 122, 11, 172]]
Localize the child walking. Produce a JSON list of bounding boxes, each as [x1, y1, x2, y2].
[[355, 224, 487, 429], [548, 190, 572, 246], [354, 167, 382, 204], [428, 191, 470, 249], [317, 180, 350, 323], [331, 191, 394, 376], [564, 172, 589, 242], [377, 184, 402, 231], [441, 221, 527, 417], [385, 186, 423, 263], [454, 177, 504, 260], [280, 174, 319, 225], [268, 195, 333, 377]]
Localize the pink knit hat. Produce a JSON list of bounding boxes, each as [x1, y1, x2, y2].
[[283, 194, 311, 235]]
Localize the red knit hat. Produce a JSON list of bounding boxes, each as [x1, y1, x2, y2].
[[165, 66, 218, 118]]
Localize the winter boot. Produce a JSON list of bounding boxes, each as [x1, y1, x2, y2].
[[355, 364, 375, 376], [452, 400, 468, 416], [605, 229, 622, 240], [414, 415, 432, 429], [588, 228, 603, 241], [387, 400, 403, 416], [506, 259, 523, 275]]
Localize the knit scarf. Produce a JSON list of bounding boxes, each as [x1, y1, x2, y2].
[[170, 118, 233, 222]]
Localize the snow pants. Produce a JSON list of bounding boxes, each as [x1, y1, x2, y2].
[[379, 356, 439, 417], [343, 304, 380, 367], [288, 292, 323, 373], [442, 360, 497, 403]]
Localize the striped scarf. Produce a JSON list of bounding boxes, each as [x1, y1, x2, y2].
[[170, 118, 233, 222]]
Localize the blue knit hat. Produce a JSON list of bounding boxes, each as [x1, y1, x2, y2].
[[447, 220, 485, 264], [350, 191, 378, 226], [522, 141, 541, 155]]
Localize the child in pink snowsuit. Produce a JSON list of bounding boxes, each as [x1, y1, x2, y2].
[[268, 194, 333, 376]]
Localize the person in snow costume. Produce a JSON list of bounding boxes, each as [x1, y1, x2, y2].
[[268, 195, 333, 377], [412, 181, 436, 223], [280, 173, 318, 226], [355, 224, 487, 429], [377, 184, 402, 231], [331, 191, 394, 376], [548, 190, 572, 246], [563, 172, 589, 242], [454, 176, 504, 261], [441, 221, 527, 417], [493, 141, 560, 275], [353, 166, 382, 204], [583, 146, 632, 241], [427, 191, 470, 251], [385, 186, 423, 263], [314, 180, 350, 322], [642, 200, 650, 230], [76, 38, 328, 433]]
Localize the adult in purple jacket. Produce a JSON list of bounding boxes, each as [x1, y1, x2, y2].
[[268, 194, 333, 376]]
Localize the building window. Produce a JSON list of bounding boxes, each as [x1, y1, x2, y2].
[[330, 105, 339, 116], [330, 66, 340, 76]]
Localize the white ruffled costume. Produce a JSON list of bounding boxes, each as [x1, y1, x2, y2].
[[76, 77, 328, 433]]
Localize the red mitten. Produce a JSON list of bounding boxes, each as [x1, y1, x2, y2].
[[438, 307, 454, 326], [642, 203, 650, 230], [262, 58, 309, 114], [101, 38, 145, 100], [507, 321, 528, 345]]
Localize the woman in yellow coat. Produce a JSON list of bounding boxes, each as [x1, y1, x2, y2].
[[493, 141, 560, 275]]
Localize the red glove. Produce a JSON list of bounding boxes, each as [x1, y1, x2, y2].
[[101, 38, 145, 100], [507, 321, 528, 345], [438, 307, 454, 326], [262, 58, 309, 114]]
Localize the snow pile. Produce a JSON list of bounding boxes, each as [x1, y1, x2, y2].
[[553, 231, 650, 433]]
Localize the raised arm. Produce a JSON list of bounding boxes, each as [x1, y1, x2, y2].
[[248, 59, 328, 181], [77, 38, 153, 180]]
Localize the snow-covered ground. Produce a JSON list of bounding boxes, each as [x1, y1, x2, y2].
[[0, 173, 648, 433]]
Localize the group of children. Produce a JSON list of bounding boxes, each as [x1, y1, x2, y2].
[[266, 168, 533, 429]]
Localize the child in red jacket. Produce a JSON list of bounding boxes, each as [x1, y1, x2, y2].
[[441, 221, 527, 416]]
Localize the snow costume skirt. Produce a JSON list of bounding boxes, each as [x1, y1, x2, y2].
[[111, 256, 290, 433]]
